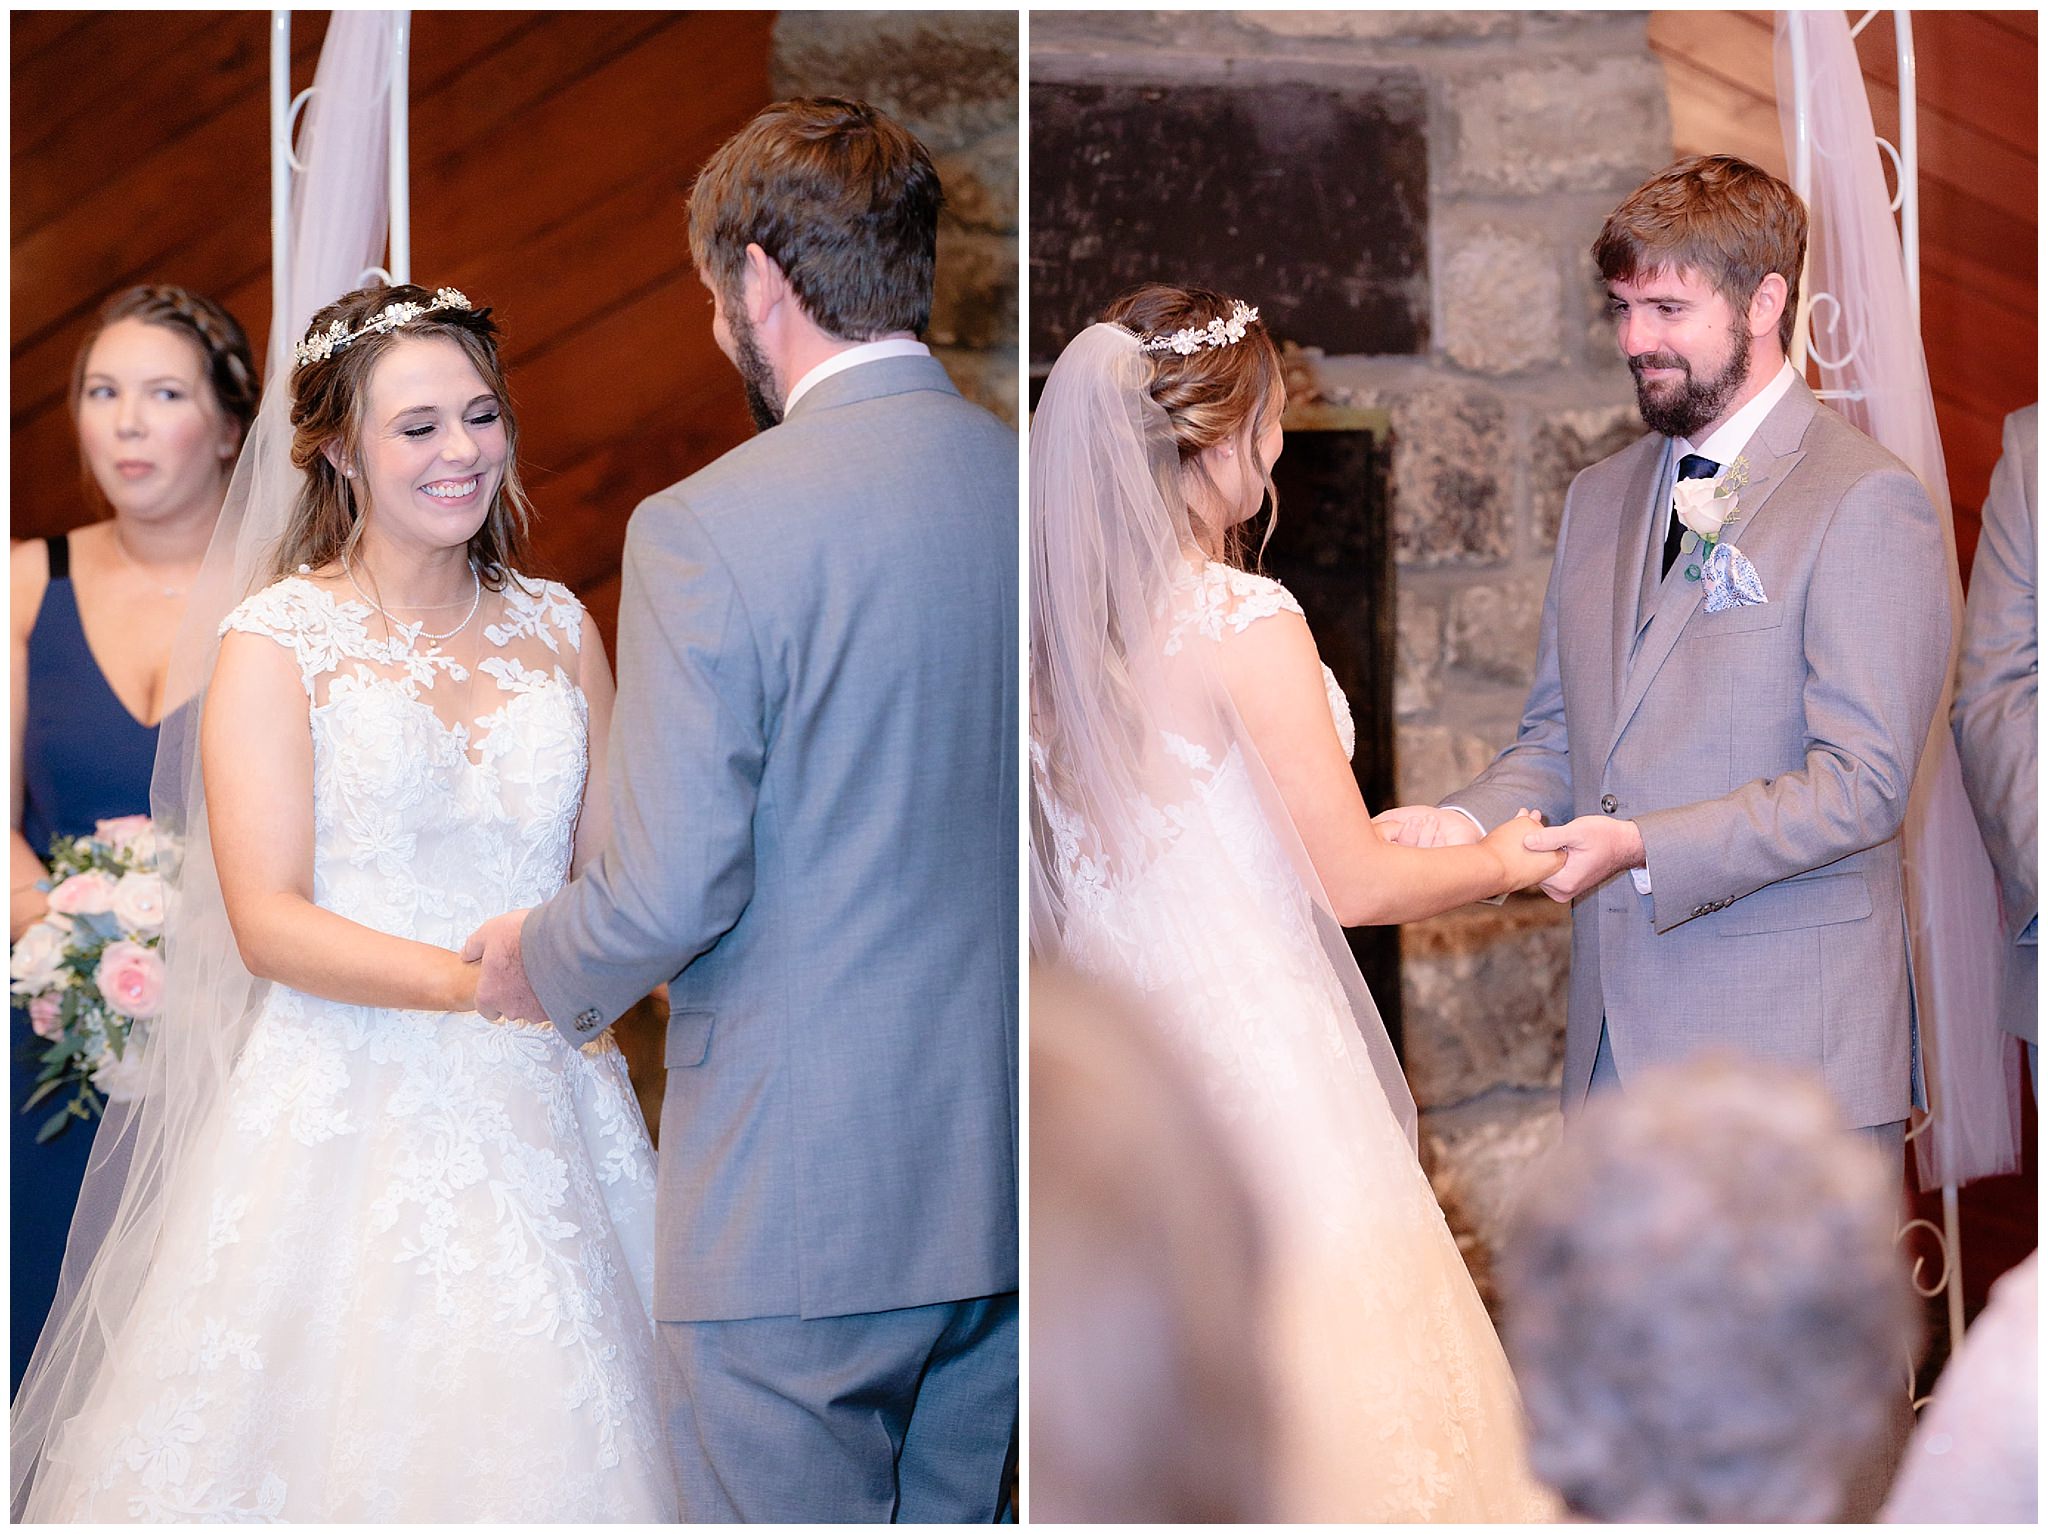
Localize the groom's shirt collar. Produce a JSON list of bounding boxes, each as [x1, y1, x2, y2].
[[784, 338, 932, 415], [1679, 357, 1799, 467]]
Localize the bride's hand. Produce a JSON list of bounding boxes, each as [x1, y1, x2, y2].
[[1482, 811, 1566, 894]]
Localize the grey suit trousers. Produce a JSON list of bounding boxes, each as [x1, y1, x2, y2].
[[656, 1294, 1018, 1522]]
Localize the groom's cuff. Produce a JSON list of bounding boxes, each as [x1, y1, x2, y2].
[[1445, 805, 1488, 839], [1439, 804, 1507, 905]]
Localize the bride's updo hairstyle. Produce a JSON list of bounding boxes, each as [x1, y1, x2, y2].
[[279, 281, 533, 587], [1100, 283, 1285, 566]]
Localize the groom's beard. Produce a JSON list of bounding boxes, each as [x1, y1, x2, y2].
[[728, 310, 785, 433], [1630, 327, 1751, 439]]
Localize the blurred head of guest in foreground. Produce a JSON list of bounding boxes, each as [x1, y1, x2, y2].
[[1498, 1053, 1919, 1524], [1029, 962, 1275, 1522]]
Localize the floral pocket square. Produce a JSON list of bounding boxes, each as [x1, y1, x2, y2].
[[1702, 542, 1768, 613]]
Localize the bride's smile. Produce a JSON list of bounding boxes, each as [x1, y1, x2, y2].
[[344, 335, 509, 572]]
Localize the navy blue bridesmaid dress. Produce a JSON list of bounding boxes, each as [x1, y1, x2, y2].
[[14, 533, 163, 1392]]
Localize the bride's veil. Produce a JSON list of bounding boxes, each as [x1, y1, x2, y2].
[[11, 14, 402, 1509], [1028, 322, 1416, 1151]]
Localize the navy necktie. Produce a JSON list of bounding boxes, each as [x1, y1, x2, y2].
[[1663, 453, 1720, 578]]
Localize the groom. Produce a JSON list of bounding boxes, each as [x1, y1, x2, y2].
[[467, 98, 1018, 1522], [1380, 155, 1951, 1150]]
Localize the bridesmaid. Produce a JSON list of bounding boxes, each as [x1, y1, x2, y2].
[[8, 284, 257, 1390]]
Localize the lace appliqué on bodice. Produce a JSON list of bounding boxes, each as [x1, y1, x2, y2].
[[220, 576, 591, 953], [1165, 562, 1354, 758]]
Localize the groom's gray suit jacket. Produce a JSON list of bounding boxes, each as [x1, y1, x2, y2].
[[1448, 379, 1951, 1128], [525, 355, 1018, 1322]]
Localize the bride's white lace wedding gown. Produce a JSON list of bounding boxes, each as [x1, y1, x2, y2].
[[29, 576, 675, 1522], [1036, 560, 1555, 1522]]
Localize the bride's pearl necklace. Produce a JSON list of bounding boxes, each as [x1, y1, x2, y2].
[[341, 555, 482, 646]]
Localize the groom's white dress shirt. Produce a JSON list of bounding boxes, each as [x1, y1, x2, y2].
[[783, 338, 931, 414]]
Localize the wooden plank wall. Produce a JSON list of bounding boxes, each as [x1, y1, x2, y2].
[[1648, 9, 2037, 582], [11, 10, 777, 651]]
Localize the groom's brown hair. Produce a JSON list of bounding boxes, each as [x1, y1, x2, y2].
[[689, 97, 943, 341], [1594, 155, 1808, 353]]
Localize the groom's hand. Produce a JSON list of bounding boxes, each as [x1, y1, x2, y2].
[[461, 909, 551, 1025], [1372, 805, 1483, 848], [1521, 815, 1645, 902]]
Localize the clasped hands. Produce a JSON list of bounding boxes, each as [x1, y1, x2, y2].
[[459, 908, 551, 1024], [1372, 804, 1646, 902]]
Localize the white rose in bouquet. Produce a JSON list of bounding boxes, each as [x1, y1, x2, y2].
[[89, 1044, 151, 1103], [110, 871, 167, 935], [10, 916, 73, 994]]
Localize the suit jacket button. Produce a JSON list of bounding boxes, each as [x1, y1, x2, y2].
[[1693, 905, 1709, 917], [1600, 794, 1618, 814], [575, 1006, 602, 1030]]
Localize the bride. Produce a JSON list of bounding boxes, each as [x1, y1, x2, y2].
[[12, 283, 675, 1521], [1030, 285, 1561, 1521]]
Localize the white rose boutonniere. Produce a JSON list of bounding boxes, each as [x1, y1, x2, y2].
[[1674, 457, 1770, 611], [1672, 457, 1751, 582]]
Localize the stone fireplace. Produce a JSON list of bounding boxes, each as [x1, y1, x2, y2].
[[1031, 9, 1676, 1303]]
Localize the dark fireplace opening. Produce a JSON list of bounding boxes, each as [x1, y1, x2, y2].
[[1262, 413, 1401, 1050]]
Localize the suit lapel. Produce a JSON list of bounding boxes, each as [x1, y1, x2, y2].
[[1604, 380, 1818, 768], [1609, 436, 1670, 715]]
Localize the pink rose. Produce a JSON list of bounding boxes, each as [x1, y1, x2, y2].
[[95, 941, 165, 1020], [27, 994, 62, 1039], [48, 870, 118, 916], [95, 816, 154, 851]]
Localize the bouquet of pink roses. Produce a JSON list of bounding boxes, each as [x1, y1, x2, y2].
[[10, 815, 167, 1141]]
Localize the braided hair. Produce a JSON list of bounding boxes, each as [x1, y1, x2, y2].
[[69, 285, 261, 454]]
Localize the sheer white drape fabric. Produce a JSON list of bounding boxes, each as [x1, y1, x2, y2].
[[1774, 11, 2022, 1189], [11, 13, 404, 1508]]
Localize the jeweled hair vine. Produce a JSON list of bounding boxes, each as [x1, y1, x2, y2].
[[293, 287, 475, 370], [1133, 301, 1262, 357]]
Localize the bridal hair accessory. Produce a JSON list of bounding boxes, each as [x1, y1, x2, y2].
[[293, 288, 474, 370], [1137, 300, 1261, 357]]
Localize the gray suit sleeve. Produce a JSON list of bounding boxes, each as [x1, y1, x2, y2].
[[1635, 465, 1953, 930], [1443, 477, 1578, 832], [525, 496, 766, 1035], [1952, 409, 2038, 932]]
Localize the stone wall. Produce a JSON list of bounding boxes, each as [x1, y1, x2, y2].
[[774, 11, 1019, 425], [1034, 9, 1675, 1304]]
